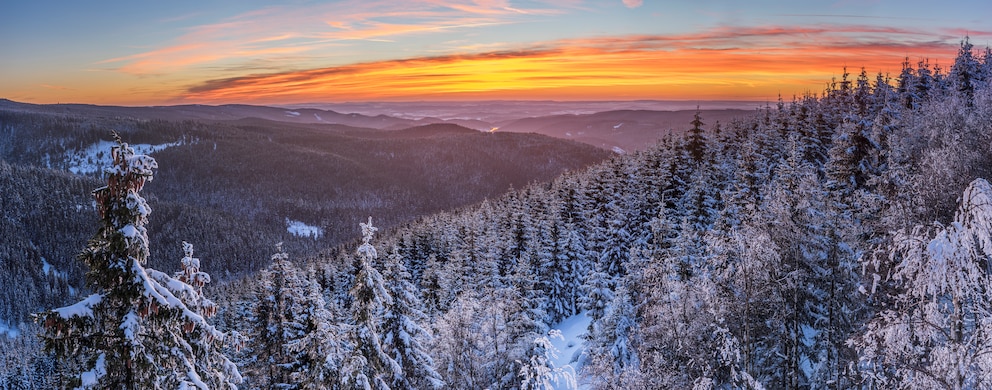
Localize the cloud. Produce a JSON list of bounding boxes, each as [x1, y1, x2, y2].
[[177, 24, 965, 103], [40, 84, 73, 91], [622, 0, 643, 9], [98, 1, 561, 76]]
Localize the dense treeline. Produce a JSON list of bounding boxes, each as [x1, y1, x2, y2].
[[215, 40, 992, 389]]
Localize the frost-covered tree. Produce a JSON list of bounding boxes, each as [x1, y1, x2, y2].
[[856, 178, 992, 389], [583, 284, 641, 389], [381, 248, 444, 389], [247, 244, 310, 389], [287, 267, 347, 390], [167, 242, 244, 389], [579, 262, 613, 333], [343, 217, 401, 390], [36, 135, 241, 389], [517, 330, 577, 390], [432, 292, 487, 389]]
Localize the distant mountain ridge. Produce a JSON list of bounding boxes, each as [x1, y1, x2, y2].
[[0, 99, 757, 152], [0, 99, 419, 129], [494, 108, 754, 152]]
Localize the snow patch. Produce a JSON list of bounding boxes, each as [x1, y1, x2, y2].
[[314, 113, 324, 121], [0, 320, 20, 339], [121, 224, 138, 238], [613, 123, 623, 129], [42, 258, 67, 279], [550, 311, 592, 389], [286, 219, 324, 239], [65, 140, 181, 175], [54, 293, 103, 319], [285, 110, 300, 117], [611, 146, 626, 154], [79, 353, 107, 387]]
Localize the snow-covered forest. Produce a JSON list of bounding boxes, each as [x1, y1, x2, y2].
[[4, 40, 992, 388]]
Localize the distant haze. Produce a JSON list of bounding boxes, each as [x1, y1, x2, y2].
[[291, 100, 765, 124]]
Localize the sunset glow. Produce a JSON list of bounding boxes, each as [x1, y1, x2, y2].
[[2, 1, 989, 105]]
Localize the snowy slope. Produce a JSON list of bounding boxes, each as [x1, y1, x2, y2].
[[550, 311, 592, 390]]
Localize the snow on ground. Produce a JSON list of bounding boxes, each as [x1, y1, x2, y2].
[[65, 140, 182, 175], [550, 311, 592, 390], [611, 146, 626, 154], [42, 257, 78, 296], [286, 219, 324, 239], [613, 123, 624, 129], [314, 113, 324, 121], [285, 110, 300, 116], [42, 257, 66, 279], [0, 320, 20, 339]]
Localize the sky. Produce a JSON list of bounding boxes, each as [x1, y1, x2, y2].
[[1, 0, 990, 106]]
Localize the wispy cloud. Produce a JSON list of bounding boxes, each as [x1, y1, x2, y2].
[[98, 0, 560, 76], [40, 84, 73, 91], [178, 24, 970, 103], [622, 0, 643, 9]]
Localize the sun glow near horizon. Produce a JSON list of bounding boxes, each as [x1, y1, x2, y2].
[[179, 43, 960, 105], [1, 1, 988, 106]]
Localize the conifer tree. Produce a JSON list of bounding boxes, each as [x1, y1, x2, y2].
[[381, 248, 444, 389], [343, 217, 401, 390], [288, 267, 347, 390], [168, 242, 244, 389], [36, 135, 241, 389], [247, 244, 308, 389], [584, 284, 641, 388], [687, 109, 708, 163]]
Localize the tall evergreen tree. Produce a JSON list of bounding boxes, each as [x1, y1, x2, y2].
[[37, 135, 241, 389], [381, 248, 444, 390], [343, 217, 401, 390], [287, 267, 347, 390], [246, 244, 311, 390], [687, 109, 708, 163]]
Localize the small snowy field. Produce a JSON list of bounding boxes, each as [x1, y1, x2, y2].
[[64, 140, 183, 175], [286, 219, 324, 239]]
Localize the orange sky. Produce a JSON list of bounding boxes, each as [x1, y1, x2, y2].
[[182, 33, 961, 104], [2, 1, 988, 105]]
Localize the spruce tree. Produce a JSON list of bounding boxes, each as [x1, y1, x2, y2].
[[381, 248, 444, 389], [36, 135, 241, 389], [343, 217, 401, 390], [288, 267, 347, 390]]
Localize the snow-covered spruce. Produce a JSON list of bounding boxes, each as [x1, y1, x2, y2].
[[36, 134, 242, 389]]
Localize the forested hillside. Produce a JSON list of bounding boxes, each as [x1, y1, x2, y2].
[[216, 41, 990, 389], [4, 40, 992, 388], [0, 110, 610, 388]]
